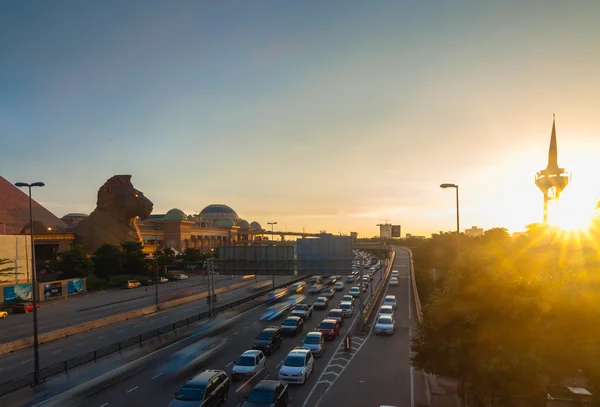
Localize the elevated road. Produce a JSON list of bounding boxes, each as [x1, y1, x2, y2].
[[66, 271, 385, 407]]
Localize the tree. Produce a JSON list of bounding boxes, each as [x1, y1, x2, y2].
[[51, 245, 94, 279], [155, 247, 176, 268], [121, 241, 149, 276], [0, 257, 19, 283], [177, 248, 204, 264], [92, 244, 122, 280]]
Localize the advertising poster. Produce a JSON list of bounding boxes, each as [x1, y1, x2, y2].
[[3, 284, 33, 303], [391, 225, 401, 238], [67, 279, 83, 295], [44, 282, 62, 299]]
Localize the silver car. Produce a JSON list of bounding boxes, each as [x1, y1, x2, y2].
[[375, 315, 395, 335], [383, 295, 397, 310], [339, 301, 354, 317], [302, 332, 325, 357]]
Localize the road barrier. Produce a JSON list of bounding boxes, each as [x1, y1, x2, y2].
[[0, 275, 306, 398], [361, 250, 396, 327]]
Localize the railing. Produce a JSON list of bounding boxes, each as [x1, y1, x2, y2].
[[0, 275, 306, 397], [361, 250, 396, 326]]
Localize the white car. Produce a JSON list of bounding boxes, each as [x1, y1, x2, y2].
[[176, 273, 188, 280], [349, 287, 361, 298], [232, 350, 266, 380], [278, 348, 314, 384], [389, 277, 399, 286], [391, 270, 399, 278], [159, 277, 169, 284], [341, 295, 354, 305], [302, 332, 325, 357], [383, 295, 397, 310], [375, 315, 395, 335], [339, 301, 354, 317], [377, 305, 394, 318]]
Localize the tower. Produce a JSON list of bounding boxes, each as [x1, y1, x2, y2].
[[535, 115, 570, 223]]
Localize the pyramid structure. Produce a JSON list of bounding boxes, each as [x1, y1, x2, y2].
[[0, 176, 67, 234]]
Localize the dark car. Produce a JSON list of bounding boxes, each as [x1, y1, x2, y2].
[[321, 288, 335, 299], [313, 296, 329, 310], [325, 309, 344, 327], [169, 369, 229, 407], [308, 284, 323, 295], [318, 318, 341, 340], [253, 327, 283, 355], [324, 276, 337, 286], [290, 303, 313, 321], [280, 316, 304, 336], [12, 303, 40, 314], [309, 276, 322, 285], [242, 380, 288, 407]]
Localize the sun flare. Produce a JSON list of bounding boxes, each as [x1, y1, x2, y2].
[[548, 197, 597, 232]]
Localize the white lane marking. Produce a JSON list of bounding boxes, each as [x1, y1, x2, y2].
[[276, 362, 282, 368], [235, 403, 242, 407], [133, 324, 141, 327], [100, 403, 108, 407], [162, 316, 169, 319], [98, 335, 106, 340], [51, 349, 63, 354], [126, 386, 139, 393], [226, 361, 233, 367], [235, 368, 265, 393], [117, 329, 125, 333], [264, 374, 270, 379], [76, 342, 86, 347], [20, 358, 32, 364], [233, 331, 239, 336], [152, 372, 164, 380], [244, 326, 248, 330]]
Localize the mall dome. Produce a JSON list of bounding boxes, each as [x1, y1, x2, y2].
[[199, 204, 239, 222], [164, 208, 187, 221], [216, 218, 235, 229], [236, 219, 250, 229], [250, 221, 262, 230]]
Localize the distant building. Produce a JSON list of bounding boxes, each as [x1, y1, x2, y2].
[[464, 226, 484, 237], [350, 232, 358, 239], [378, 224, 392, 239]]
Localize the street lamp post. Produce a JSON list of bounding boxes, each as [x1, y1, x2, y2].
[[267, 222, 277, 290], [15, 181, 45, 386], [440, 183, 460, 234], [154, 229, 159, 310]]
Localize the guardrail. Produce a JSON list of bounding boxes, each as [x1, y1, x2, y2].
[[0, 275, 307, 397], [361, 250, 396, 326], [405, 247, 422, 320]]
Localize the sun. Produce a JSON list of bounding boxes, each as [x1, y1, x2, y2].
[[548, 196, 597, 232]]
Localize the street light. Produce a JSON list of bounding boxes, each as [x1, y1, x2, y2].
[[267, 222, 277, 290], [15, 181, 45, 386], [440, 183, 460, 234]]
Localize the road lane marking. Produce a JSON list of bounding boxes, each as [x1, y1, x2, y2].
[[126, 386, 139, 393], [233, 331, 239, 336], [76, 342, 86, 346], [244, 326, 248, 330], [51, 349, 63, 354], [235, 403, 241, 407], [117, 329, 125, 333], [226, 362, 233, 367], [162, 316, 169, 319], [276, 362, 282, 368], [20, 358, 32, 364], [100, 403, 108, 407], [98, 335, 106, 339], [133, 324, 141, 327], [235, 368, 265, 393], [151, 372, 164, 380]]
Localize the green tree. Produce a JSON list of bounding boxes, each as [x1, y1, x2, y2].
[[51, 245, 94, 279], [121, 241, 149, 275], [92, 244, 122, 280], [155, 247, 176, 268], [177, 248, 204, 264]]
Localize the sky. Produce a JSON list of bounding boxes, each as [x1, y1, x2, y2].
[[2, 1, 600, 237]]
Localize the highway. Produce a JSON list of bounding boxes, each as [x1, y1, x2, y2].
[[307, 248, 428, 407], [68, 269, 385, 407], [0, 274, 254, 344], [0, 275, 294, 386]]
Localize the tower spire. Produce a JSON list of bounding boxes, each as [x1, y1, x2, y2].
[[546, 114, 559, 173]]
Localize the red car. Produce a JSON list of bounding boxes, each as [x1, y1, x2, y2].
[[318, 318, 341, 340], [13, 303, 40, 314]]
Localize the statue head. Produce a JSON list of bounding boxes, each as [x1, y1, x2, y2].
[[95, 175, 153, 221]]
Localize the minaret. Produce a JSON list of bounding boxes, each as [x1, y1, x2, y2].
[[535, 115, 570, 223]]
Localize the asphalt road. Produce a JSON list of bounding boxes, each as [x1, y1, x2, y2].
[[309, 248, 428, 407], [0, 276, 294, 385], [0, 274, 260, 344], [72, 270, 384, 407]]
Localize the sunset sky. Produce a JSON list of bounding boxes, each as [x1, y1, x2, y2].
[[2, 1, 600, 237]]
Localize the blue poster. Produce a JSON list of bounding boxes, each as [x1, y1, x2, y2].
[[3, 284, 32, 303], [68, 279, 83, 295], [44, 282, 62, 299]]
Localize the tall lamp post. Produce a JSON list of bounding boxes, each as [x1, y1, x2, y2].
[[267, 221, 277, 290], [154, 229, 159, 310], [440, 183, 460, 234], [15, 181, 45, 386]]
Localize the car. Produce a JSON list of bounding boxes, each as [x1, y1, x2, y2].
[[377, 305, 394, 318], [232, 350, 266, 380], [0, 311, 7, 319], [253, 327, 283, 355], [391, 270, 399, 278], [341, 295, 354, 305], [266, 289, 287, 304], [159, 276, 169, 284], [317, 318, 341, 340], [383, 295, 397, 310], [324, 276, 337, 286], [308, 284, 323, 295], [302, 331, 325, 357], [344, 276, 355, 283], [349, 287, 360, 298], [280, 316, 304, 336], [339, 301, 354, 317], [309, 276, 322, 285], [12, 303, 40, 314], [375, 315, 396, 335], [313, 296, 329, 310], [321, 288, 335, 299], [176, 273, 189, 280], [288, 282, 306, 294], [290, 303, 313, 320], [169, 369, 230, 406], [125, 280, 141, 289], [333, 282, 344, 291], [363, 274, 373, 282], [260, 303, 291, 321], [278, 348, 314, 385], [242, 380, 289, 407], [389, 277, 399, 286], [325, 309, 344, 327]]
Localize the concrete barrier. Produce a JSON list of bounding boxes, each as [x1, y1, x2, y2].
[[0, 279, 257, 356], [362, 250, 396, 326]]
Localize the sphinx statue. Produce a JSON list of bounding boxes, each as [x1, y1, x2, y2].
[[73, 175, 153, 253]]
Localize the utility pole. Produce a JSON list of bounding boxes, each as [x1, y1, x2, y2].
[[358, 258, 365, 331], [154, 230, 159, 310], [207, 258, 216, 316]]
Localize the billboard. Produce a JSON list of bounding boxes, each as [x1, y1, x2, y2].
[[216, 246, 295, 275], [68, 279, 84, 295], [391, 225, 401, 238], [44, 282, 62, 299], [3, 284, 32, 303], [296, 236, 353, 275]]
